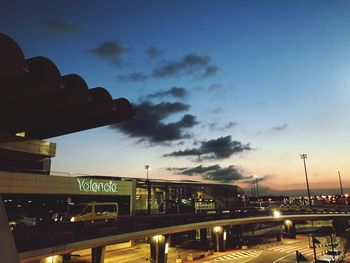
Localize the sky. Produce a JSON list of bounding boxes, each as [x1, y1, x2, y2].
[[2, 0, 350, 195]]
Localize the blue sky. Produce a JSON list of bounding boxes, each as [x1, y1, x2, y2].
[[3, 0, 350, 194]]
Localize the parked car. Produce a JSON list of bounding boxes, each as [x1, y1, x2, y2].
[[316, 256, 336, 263], [60, 202, 118, 223], [323, 249, 344, 262], [8, 215, 36, 230]]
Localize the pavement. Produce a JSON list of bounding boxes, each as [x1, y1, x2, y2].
[[66, 235, 348, 263]]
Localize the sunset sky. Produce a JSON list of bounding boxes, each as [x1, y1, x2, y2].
[[2, 0, 350, 195]]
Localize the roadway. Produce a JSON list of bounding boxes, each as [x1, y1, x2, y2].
[[65, 235, 348, 263]]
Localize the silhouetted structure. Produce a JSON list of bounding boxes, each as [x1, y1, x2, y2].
[[0, 33, 135, 174]]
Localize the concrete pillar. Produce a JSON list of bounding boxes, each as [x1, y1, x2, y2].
[[150, 235, 168, 263], [169, 232, 182, 247], [283, 220, 296, 238], [211, 226, 226, 252], [62, 254, 71, 263], [91, 246, 105, 263], [0, 195, 20, 263], [200, 228, 208, 246]]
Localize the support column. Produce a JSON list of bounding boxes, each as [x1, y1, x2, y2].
[[150, 235, 168, 263], [0, 195, 20, 263], [283, 220, 296, 238], [200, 228, 208, 246], [91, 246, 105, 263], [211, 226, 226, 252]]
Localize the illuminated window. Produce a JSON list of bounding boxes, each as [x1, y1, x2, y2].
[[16, 131, 26, 137]]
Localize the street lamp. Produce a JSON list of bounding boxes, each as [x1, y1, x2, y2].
[[145, 165, 150, 180], [300, 154, 312, 209], [337, 169, 344, 196], [254, 175, 259, 198], [145, 165, 151, 215]]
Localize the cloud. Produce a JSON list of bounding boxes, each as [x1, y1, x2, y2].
[[164, 135, 251, 160], [272, 123, 288, 131], [241, 174, 271, 184], [202, 65, 220, 78], [209, 122, 237, 131], [118, 72, 149, 82], [208, 107, 223, 114], [37, 19, 83, 35], [146, 87, 187, 99], [146, 46, 164, 58], [89, 40, 130, 65], [110, 101, 198, 143], [152, 54, 210, 78], [167, 164, 244, 182]]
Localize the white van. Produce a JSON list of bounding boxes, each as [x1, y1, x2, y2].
[[315, 256, 336, 263], [60, 202, 118, 223]]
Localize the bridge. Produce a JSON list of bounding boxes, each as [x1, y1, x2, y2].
[[15, 209, 350, 262]]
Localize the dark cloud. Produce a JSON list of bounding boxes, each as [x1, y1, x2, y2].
[[89, 40, 130, 65], [146, 46, 164, 58], [167, 164, 244, 182], [202, 65, 220, 78], [147, 87, 187, 99], [37, 19, 83, 35], [209, 122, 237, 131], [164, 135, 251, 160], [111, 101, 198, 143], [272, 124, 288, 131], [118, 72, 149, 82], [152, 54, 210, 78]]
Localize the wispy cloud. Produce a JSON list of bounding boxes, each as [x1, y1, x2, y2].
[[146, 87, 187, 99], [146, 46, 164, 58], [89, 40, 131, 65], [118, 72, 149, 82], [272, 123, 288, 131], [37, 19, 83, 35], [202, 65, 220, 78], [152, 54, 211, 78], [209, 122, 237, 131]]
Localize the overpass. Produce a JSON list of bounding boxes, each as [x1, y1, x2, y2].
[[15, 210, 350, 262]]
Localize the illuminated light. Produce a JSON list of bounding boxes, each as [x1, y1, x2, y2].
[[165, 242, 169, 254], [273, 210, 281, 218], [345, 194, 349, 198], [153, 235, 162, 243], [27, 200, 32, 203], [222, 210, 230, 214], [285, 220, 292, 225], [70, 217, 75, 222], [223, 231, 227, 240], [15, 131, 25, 137], [77, 178, 118, 193], [42, 255, 62, 263], [213, 226, 222, 233]]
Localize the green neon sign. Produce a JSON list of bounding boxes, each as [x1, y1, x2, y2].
[[77, 178, 118, 193]]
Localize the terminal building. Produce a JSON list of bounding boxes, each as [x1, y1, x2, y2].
[[1, 171, 246, 219]]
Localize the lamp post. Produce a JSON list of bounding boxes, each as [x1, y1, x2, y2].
[[337, 169, 344, 196], [145, 165, 151, 215], [145, 165, 150, 180], [254, 175, 259, 198], [300, 154, 312, 209]]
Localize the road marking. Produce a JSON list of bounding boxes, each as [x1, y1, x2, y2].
[[204, 250, 262, 262], [272, 254, 291, 263]]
